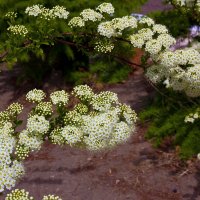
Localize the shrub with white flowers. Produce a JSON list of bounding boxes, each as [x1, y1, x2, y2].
[[2, 1, 200, 198], [0, 85, 136, 198], [5, 189, 62, 200]]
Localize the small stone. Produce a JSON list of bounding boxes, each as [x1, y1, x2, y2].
[[116, 179, 120, 184]]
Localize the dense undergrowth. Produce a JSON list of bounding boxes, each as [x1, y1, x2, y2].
[[140, 90, 200, 160]]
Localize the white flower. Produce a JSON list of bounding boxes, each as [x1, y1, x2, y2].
[[157, 33, 176, 48], [26, 89, 46, 103], [98, 21, 115, 38], [94, 41, 114, 53], [51, 5, 69, 19], [50, 90, 69, 106], [7, 25, 28, 36], [138, 28, 154, 41], [129, 34, 144, 48], [139, 17, 155, 26], [72, 85, 94, 101], [25, 4, 43, 16], [96, 3, 115, 14], [61, 126, 83, 145], [153, 24, 168, 34], [80, 9, 103, 22], [27, 114, 49, 135], [145, 39, 162, 55], [68, 17, 85, 28]]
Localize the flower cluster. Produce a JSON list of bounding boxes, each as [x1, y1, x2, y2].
[[50, 90, 69, 106], [5, 189, 62, 200], [34, 102, 53, 117], [94, 40, 114, 53], [51, 6, 69, 19], [185, 112, 199, 123], [0, 84, 137, 194], [98, 15, 137, 38], [42, 195, 62, 200], [26, 89, 46, 103], [91, 91, 119, 111], [27, 114, 49, 136], [0, 122, 24, 192], [68, 17, 85, 28], [7, 102, 23, 116], [96, 3, 115, 15], [5, 189, 34, 200], [25, 5, 69, 20], [80, 9, 103, 22], [5, 11, 17, 19], [25, 4, 43, 16], [72, 85, 94, 101], [146, 48, 200, 97], [7, 25, 28, 36], [139, 17, 155, 26], [50, 86, 137, 151]]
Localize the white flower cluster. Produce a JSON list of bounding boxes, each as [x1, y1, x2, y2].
[[34, 102, 53, 117], [94, 40, 114, 53], [5, 189, 62, 200], [7, 102, 23, 116], [25, 4, 43, 16], [185, 112, 199, 123], [91, 91, 119, 111], [80, 9, 103, 22], [147, 48, 200, 97], [98, 16, 137, 38], [5, 189, 34, 200], [42, 195, 62, 200], [61, 125, 83, 145], [82, 107, 135, 150], [98, 21, 115, 38], [7, 25, 28, 37], [129, 24, 175, 55], [26, 89, 46, 103], [139, 17, 155, 26], [51, 6, 69, 19], [0, 122, 24, 193], [50, 90, 69, 106], [50, 85, 137, 151], [96, 3, 115, 15], [68, 17, 85, 28], [27, 114, 49, 136], [5, 11, 17, 19], [129, 34, 144, 48], [19, 130, 43, 151], [72, 85, 94, 101], [153, 24, 168, 34], [25, 5, 69, 20], [64, 110, 83, 126]]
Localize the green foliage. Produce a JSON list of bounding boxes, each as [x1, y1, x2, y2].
[[148, 9, 190, 37], [140, 91, 200, 159]]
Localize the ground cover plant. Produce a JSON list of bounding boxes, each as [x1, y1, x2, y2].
[[1, 1, 200, 199]]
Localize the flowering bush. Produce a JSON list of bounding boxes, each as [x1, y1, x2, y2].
[[167, 0, 200, 24], [1, 1, 200, 197], [1, 2, 200, 99], [0, 85, 137, 196]]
